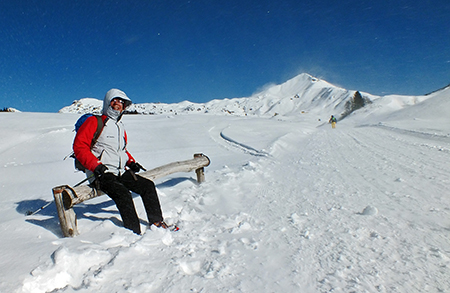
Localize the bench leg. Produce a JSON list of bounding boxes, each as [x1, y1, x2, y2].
[[53, 186, 79, 237]]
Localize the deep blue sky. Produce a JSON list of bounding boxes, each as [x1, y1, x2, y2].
[[1, 0, 449, 112]]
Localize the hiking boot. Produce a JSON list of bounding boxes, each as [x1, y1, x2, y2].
[[152, 221, 169, 229]]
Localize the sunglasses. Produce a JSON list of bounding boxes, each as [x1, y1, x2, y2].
[[111, 98, 125, 104]]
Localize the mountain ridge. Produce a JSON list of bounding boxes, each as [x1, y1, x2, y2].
[[59, 73, 445, 120]]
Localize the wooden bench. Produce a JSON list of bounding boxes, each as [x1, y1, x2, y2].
[[52, 153, 210, 237]]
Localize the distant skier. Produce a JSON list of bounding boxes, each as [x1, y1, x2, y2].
[[329, 115, 337, 129]]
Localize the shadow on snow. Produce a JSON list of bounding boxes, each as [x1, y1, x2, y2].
[[15, 176, 196, 237]]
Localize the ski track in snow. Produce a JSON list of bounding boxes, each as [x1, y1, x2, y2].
[[207, 119, 280, 158], [2, 114, 450, 292], [219, 130, 270, 157]]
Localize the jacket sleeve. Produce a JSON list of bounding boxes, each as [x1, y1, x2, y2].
[[73, 116, 103, 172]]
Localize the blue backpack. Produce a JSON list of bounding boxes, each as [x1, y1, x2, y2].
[[71, 114, 105, 172]]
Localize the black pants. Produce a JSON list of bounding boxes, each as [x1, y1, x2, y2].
[[98, 171, 163, 234]]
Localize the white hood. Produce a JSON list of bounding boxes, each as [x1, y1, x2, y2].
[[102, 88, 132, 120]]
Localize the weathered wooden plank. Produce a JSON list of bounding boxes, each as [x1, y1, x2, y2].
[[61, 153, 210, 209], [139, 153, 210, 182]]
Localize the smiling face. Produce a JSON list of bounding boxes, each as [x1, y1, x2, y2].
[[110, 98, 125, 112]]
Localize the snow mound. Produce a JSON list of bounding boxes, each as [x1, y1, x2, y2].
[[360, 205, 378, 216]]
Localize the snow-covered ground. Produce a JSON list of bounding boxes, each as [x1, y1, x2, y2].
[[1, 76, 450, 292]]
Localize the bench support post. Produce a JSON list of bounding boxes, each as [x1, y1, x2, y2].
[[53, 186, 79, 237]]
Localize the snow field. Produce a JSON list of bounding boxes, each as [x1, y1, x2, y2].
[[0, 106, 449, 292]]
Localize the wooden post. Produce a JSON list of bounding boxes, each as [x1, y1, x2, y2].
[[53, 154, 210, 237], [194, 153, 206, 183], [53, 185, 79, 237]]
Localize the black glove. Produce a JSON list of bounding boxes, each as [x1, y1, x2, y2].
[[128, 162, 146, 173], [94, 164, 108, 179]]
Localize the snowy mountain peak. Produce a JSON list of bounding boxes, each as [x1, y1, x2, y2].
[[59, 73, 364, 119], [59, 72, 444, 121]]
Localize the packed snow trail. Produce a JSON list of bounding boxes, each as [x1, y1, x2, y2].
[[257, 122, 450, 292]]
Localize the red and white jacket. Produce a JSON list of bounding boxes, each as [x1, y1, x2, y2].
[[73, 114, 135, 175]]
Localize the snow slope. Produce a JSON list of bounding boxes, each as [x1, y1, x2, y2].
[[1, 76, 449, 292]]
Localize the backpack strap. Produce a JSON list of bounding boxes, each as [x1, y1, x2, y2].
[[90, 116, 107, 148]]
